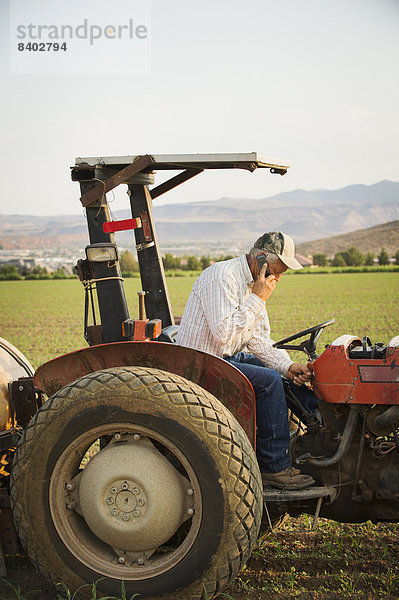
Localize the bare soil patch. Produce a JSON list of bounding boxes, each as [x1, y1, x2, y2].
[[1, 517, 398, 600]]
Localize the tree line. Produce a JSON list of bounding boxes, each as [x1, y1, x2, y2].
[[122, 248, 398, 272], [0, 264, 70, 280], [1, 247, 398, 280], [119, 251, 236, 275], [313, 247, 398, 267]]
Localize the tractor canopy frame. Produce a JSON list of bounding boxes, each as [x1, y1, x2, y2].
[[71, 152, 290, 344]]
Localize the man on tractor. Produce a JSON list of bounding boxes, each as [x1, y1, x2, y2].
[[176, 231, 317, 490]]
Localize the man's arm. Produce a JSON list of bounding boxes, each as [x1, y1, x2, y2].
[[246, 328, 294, 376], [244, 263, 293, 375], [247, 262, 312, 381], [199, 276, 266, 357], [247, 330, 312, 381]]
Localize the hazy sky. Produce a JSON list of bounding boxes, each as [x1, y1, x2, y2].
[[0, 0, 398, 215]]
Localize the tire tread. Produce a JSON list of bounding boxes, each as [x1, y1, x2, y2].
[[11, 366, 262, 600]]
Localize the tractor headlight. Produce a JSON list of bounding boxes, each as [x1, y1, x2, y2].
[[85, 243, 119, 263]]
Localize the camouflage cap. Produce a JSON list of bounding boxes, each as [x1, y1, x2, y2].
[[254, 231, 303, 270]]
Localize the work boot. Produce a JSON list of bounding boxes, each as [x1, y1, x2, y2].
[[262, 467, 315, 490]]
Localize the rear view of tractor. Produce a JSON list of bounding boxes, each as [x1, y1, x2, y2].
[[0, 153, 398, 599], [0, 154, 287, 599]]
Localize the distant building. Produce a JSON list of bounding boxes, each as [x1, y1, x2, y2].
[[295, 253, 313, 268]]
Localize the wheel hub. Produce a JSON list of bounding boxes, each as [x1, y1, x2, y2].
[[104, 480, 146, 521], [75, 435, 193, 556]]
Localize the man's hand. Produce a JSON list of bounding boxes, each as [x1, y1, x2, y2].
[[252, 263, 276, 301], [287, 363, 312, 386]]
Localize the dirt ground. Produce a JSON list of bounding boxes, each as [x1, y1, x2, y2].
[[1, 517, 398, 600]]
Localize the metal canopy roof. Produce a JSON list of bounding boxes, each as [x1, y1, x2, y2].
[[73, 153, 290, 207], [75, 152, 290, 173]]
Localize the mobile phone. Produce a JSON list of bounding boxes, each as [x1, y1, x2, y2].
[[256, 254, 271, 278]]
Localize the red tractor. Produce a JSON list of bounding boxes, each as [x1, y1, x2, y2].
[[0, 153, 398, 599]]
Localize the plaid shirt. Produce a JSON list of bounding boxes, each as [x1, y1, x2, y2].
[[176, 254, 293, 377]]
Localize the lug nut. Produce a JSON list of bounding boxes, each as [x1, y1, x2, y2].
[[187, 508, 194, 516], [137, 498, 145, 507], [137, 558, 144, 565], [66, 482, 75, 491], [111, 487, 117, 494], [112, 508, 119, 516], [118, 556, 125, 564], [132, 488, 139, 495], [133, 433, 141, 440], [66, 501, 76, 510], [106, 497, 114, 505], [121, 482, 129, 490], [133, 510, 140, 517], [114, 433, 121, 441], [187, 488, 194, 495], [122, 514, 130, 521]]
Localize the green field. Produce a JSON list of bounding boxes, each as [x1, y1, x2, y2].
[[0, 272, 398, 369], [1, 272, 399, 598]]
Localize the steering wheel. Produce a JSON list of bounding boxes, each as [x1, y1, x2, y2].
[[273, 319, 335, 360]]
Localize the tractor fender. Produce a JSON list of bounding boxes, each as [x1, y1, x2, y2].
[[33, 341, 256, 445]]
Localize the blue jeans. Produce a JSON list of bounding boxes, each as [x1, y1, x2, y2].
[[224, 352, 318, 473]]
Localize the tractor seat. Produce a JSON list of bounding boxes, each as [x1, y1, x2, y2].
[[158, 325, 180, 343]]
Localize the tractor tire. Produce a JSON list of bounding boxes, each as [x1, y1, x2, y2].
[[11, 366, 262, 600]]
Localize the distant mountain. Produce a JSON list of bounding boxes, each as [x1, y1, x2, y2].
[[296, 220, 399, 257], [0, 180, 398, 250], [151, 180, 399, 244]]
